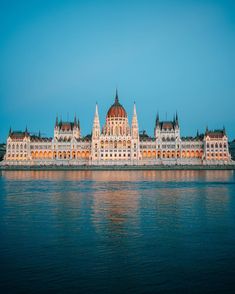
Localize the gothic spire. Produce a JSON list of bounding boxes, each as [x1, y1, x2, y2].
[[115, 88, 119, 104], [131, 102, 139, 139], [92, 102, 100, 138], [55, 114, 59, 127], [175, 111, 179, 127], [156, 112, 160, 126]]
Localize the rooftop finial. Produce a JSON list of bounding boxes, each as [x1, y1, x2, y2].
[[175, 111, 179, 127], [115, 88, 119, 104], [156, 112, 160, 126]]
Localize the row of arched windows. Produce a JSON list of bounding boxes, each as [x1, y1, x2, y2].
[[31, 151, 90, 160], [141, 150, 203, 159], [206, 143, 227, 149]]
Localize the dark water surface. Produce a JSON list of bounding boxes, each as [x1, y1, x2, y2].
[[1, 170, 235, 293]]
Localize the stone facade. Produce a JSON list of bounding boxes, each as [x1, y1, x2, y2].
[[2, 92, 232, 166]]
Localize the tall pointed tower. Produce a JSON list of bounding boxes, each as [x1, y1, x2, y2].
[[154, 112, 160, 138], [91, 103, 101, 162], [72, 114, 80, 139], [131, 102, 140, 162], [92, 103, 100, 139], [131, 102, 139, 139]]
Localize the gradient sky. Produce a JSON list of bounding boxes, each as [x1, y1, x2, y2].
[[0, 0, 235, 141]]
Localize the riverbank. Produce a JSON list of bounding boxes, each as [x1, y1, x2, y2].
[[1, 164, 235, 171]]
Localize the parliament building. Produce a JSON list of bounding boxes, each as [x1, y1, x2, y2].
[[3, 91, 232, 166]]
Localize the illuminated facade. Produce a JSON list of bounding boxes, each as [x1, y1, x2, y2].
[[3, 91, 232, 166]]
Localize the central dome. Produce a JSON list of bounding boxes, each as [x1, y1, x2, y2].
[[107, 90, 127, 118]]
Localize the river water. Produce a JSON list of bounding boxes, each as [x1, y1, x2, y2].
[[0, 170, 235, 293]]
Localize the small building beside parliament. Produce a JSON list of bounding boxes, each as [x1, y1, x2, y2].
[[2, 91, 232, 166]]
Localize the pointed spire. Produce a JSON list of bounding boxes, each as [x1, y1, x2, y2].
[[223, 126, 226, 135], [175, 111, 179, 126], [132, 102, 139, 139], [115, 88, 119, 104], [74, 113, 77, 126], [9, 126, 12, 135], [133, 101, 137, 116], [196, 129, 199, 137], [156, 112, 160, 126], [55, 114, 59, 127], [92, 102, 100, 138], [59, 115, 62, 128], [132, 102, 138, 122], [95, 102, 99, 116], [25, 125, 28, 133], [38, 130, 41, 138]]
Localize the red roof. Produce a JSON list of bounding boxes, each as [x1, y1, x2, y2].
[[207, 131, 224, 139], [107, 92, 127, 118]]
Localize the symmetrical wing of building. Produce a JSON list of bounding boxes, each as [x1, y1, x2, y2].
[[3, 91, 232, 166]]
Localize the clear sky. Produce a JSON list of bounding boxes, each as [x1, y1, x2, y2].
[[0, 0, 235, 141]]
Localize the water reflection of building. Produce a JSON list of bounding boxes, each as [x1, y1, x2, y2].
[[2, 169, 233, 183], [3, 90, 232, 166], [92, 189, 140, 236], [2, 170, 233, 236]]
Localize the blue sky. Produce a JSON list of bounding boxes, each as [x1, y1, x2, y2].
[[0, 0, 235, 141]]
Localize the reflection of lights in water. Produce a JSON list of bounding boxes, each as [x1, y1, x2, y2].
[[2, 170, 234, 182], [2, 170, 234, 236], [91, 189, 140, 237]]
